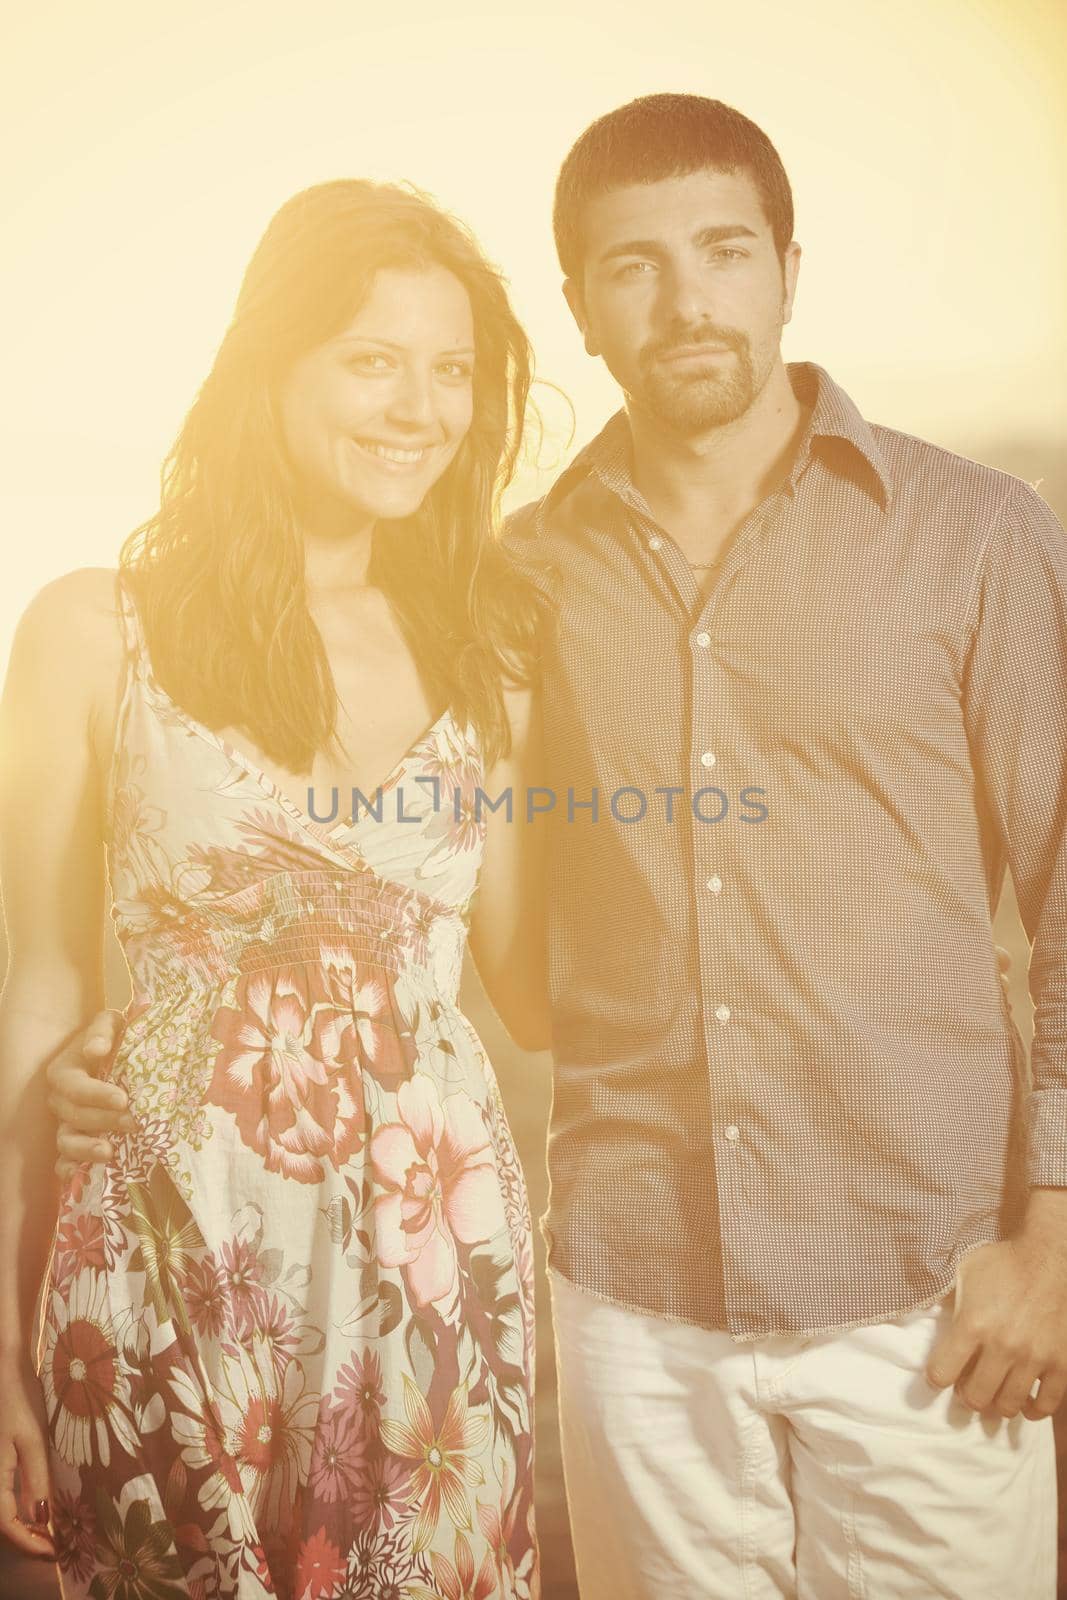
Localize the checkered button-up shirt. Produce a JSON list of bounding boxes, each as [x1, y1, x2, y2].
[[503, 362, 1067, 1340]]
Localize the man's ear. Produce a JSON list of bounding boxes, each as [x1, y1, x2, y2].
[[781, 240, 802, 327], [563, 276, 601, 357]]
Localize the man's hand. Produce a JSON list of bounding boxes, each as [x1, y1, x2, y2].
[[45, 1008, 131, 1177], [926, 1194, 1067, 1421]]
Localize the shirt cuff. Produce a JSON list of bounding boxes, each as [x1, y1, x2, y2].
[[1026, 1086, 1067, 1187]]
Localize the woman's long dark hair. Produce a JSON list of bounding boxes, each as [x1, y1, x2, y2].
[[119, 179, 541, 772]]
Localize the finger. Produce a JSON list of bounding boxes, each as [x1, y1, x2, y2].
[[55, 1159, 76, 1180], [48, 1101, 126, 1137], [955, 1346, 1012, 1413], [14, 1431, 53, 1531], [83, 1008, 125, 1060], [0, 1506, 54, 1557], [0, 1455, 53, 1559], [1023, 1371, 1067, 1421], [48, 1063, 130, 1116], [57, 1130, 113, 1164], [925, 1320, 979, 1390], [991, 1362, 1043, 1420]]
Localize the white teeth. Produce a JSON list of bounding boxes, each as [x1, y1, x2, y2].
[[356, 440, 428, 464]]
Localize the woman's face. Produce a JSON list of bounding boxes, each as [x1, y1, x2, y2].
[[278, 263, 476, 533]]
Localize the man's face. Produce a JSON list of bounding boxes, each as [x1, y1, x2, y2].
[[566, 168, 800, 434]]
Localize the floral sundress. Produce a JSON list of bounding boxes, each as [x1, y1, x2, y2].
[[36, 572, 539, 1600]]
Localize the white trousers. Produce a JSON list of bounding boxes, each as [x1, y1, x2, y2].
[[549, 1270, 1058, 1599]]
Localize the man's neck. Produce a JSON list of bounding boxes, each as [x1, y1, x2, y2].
[[627, 360, 808, 549]]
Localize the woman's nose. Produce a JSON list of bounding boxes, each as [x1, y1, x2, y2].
[[387, 367, 436, 428]]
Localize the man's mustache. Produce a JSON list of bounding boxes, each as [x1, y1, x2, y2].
[[643, 326, 747, 364]]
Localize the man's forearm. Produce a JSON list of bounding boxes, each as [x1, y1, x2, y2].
[[1018, 1186, 1067, 1254], [0, 998, 98, 1363]]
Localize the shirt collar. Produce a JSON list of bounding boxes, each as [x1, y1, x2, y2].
[[544, 361, 894, 517]]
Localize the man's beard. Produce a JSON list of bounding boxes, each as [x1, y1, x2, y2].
[[635, 324, 761, 434]]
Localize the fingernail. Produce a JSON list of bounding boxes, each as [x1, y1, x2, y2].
[[119, 1115, 136, 1132], [96, 1143, 113, 1160], [34, 1499, 49, 1524]]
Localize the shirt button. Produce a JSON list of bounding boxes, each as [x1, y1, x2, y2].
[[695, 631, 711, 649], [648, 536, 664, 551], [707, 876, 723, 894], [715, 1003, 731, 1023], [700, 751, 717, 768], [724, 1124, 740, 1142]]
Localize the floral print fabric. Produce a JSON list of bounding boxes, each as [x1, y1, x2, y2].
[[38, 575, 538, 1599]]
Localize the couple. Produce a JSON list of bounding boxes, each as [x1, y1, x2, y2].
[[2, 92, 1065, 1600]]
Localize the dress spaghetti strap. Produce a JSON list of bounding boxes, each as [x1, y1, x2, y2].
[[104, 571, 151, 836], [113, 568, 150, 674]]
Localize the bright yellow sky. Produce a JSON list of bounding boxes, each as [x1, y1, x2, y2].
[[2, 0, 1065, 663]]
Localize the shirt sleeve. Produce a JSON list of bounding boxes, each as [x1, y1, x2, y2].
[[962, 479, 1067, 1188], [501, 500, 562, 607]]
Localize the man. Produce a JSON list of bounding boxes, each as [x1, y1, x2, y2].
[[46, 95, 1067, 1596]]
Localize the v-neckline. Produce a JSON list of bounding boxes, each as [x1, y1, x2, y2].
[[141, 667, 455, 845], [117, 574, 459, 846]]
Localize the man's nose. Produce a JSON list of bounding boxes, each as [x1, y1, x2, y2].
[[660, 259, 715, 328]]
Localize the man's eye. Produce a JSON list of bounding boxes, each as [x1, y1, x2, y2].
[[617, 261, 656, 279], [712, 249, 747, 262]]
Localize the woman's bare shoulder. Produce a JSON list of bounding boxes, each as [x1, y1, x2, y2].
[[7, 567, 125, 724], [15, 567, 123, 653]]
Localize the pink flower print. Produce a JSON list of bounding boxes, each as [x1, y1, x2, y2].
[[333, 1349, 386, 1429], [52, 1489, 96, 1583], [308, 1398, 368, 1504], [181, 1254, 227, 1339], [431, 1529, 498, 1600], [218, 1238, 268, 1336], [318, 945, 415, 1091], [294, 1526, 346, 1600], [254, 1294, 302, 1375], [370, 1076, 504, 1309], [55, 1213, 107, 1280], [208, 965, 366, 1183], [349, 1449, 412, 1532]]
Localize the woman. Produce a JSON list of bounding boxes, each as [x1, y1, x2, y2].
[[0, 178, 549, 1599]]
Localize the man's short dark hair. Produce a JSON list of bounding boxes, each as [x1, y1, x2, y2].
[[553, 93, 795, 279]]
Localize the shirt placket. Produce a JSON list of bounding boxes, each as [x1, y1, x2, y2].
[[637, 483, 797, 1336]]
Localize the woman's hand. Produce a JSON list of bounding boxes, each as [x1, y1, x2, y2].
[[47, 1008, 131, 1178], [0, 1356, 55, 1558]]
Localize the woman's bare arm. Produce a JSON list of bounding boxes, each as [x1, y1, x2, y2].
[[0, 567, 119, 1554], [467, 683, 552, 1054]]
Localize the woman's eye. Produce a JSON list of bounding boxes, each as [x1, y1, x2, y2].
[[437, 361, 474, 380], [347, 353, 393, 373]]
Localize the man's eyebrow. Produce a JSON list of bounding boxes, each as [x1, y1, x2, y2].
[[597, 223, 759, 264], [693, 224, 759, 247]]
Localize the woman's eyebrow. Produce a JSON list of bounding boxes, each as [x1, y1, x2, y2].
[[334, 336, 475, 354]]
